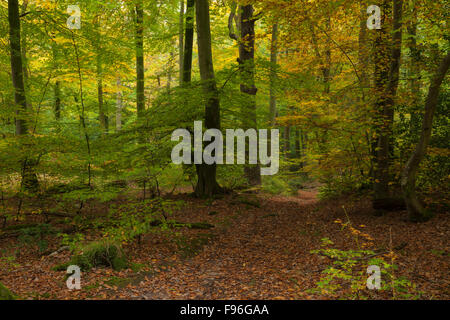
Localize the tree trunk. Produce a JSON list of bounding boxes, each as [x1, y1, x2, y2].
[[195, 0, 222, 197], [269, 23, 278, 127], [295, 128, 301, 158], [116, 77, 123, 131], [373, 0, 403, 202], [406, 0, 421, 134], [9, 0, 27, 136], [179, 0, 185, 85], [54, 81, 61, 121], [401, 52, 450, 222], [239, 4, 261, 186], [21, 1, 32, 114], [97, 61, 107, 133], [284, 126, 291, 155], [135, 0, 145, 118], [52, 42, 61, 122], [182, 0, 195, 85], [8, 0, 38, 192], [358, 0, 369, 94]]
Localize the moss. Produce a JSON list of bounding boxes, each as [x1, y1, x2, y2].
[[46, 182, 90, 194], [53, 241, 128, 272], [0, 283, 16, 300], [236, 196, 261, 208]]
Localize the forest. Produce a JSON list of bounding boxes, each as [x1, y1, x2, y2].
[[0, 0, 448, 301]]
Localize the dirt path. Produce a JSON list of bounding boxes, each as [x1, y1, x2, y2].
[[115, 191, 449, 300], [122, 194, 322, 299]]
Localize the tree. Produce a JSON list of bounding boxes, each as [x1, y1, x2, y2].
[[95, 11, 107, 133], [182, 0, 195, 85], [373, 0, 403, 205], [195, 0, 223, 197], [401, 52, 450, 222], [269, 23, 278, 128], [228, 2, 261, 186], [179, 0, 185, 85], [135, 0, 145, 118], [239, 4, 261, 185], [8, 0, 39, 192]]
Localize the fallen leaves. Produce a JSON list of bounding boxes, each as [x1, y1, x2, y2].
[[0, 191, 448, 300]]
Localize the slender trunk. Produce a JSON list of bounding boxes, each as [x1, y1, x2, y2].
[[116, 77, 123, 131], [269, 23, 278, 127], [167, 51, 173, 92], [323, 16, 332, 94], [51, 41, 61, 122], [54, 81, 61, 121], [401, 52, 450, 222], [195, 0, 222, 197], [182, 0, 195, 85], [284, 126, 291, 155], [407, 0, 421, 133], [295, 128, 301, 158], [21, 1, 32, 113], [302, 131, 308, 168], [135, 0, 145, 118], [179, 0, 185, 85], [358, 0, 369, 93], [97, 59, 106, 133]]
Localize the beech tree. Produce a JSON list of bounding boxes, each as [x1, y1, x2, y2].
[[8, 0, 38, 192], [193, 0, 223, 197]]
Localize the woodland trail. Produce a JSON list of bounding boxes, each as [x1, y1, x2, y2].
[[125, 191, 323, 300], [114, 188, 449, 300]]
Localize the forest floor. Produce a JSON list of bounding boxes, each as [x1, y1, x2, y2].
[[0, 185, 448, 300]]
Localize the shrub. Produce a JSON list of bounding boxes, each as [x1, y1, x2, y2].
[[309, 207, 421, 299], [54, 241, 128, 272], [261, 176, 289, 195], [18, 223, 56, 253]]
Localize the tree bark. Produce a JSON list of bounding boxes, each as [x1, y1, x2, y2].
[[9, 0, 27, 136], [8, 0, 39, 192], [373, 0, 403, 202], [239, 4, 261, 186], [182, 0, 195, 85], [95, 12, 107, 134], [358, 0, 369, 93], [135, 0, 145, 118], [179, 0, 185, 85], [116, 77, 123, 131], [195, 0, 222, 197], [401, 52, 450, 222], [269, 23, 278, 127], [284, 126, 291, 155], [54, 81, 61, 121], [406, 0, 421, 132]]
